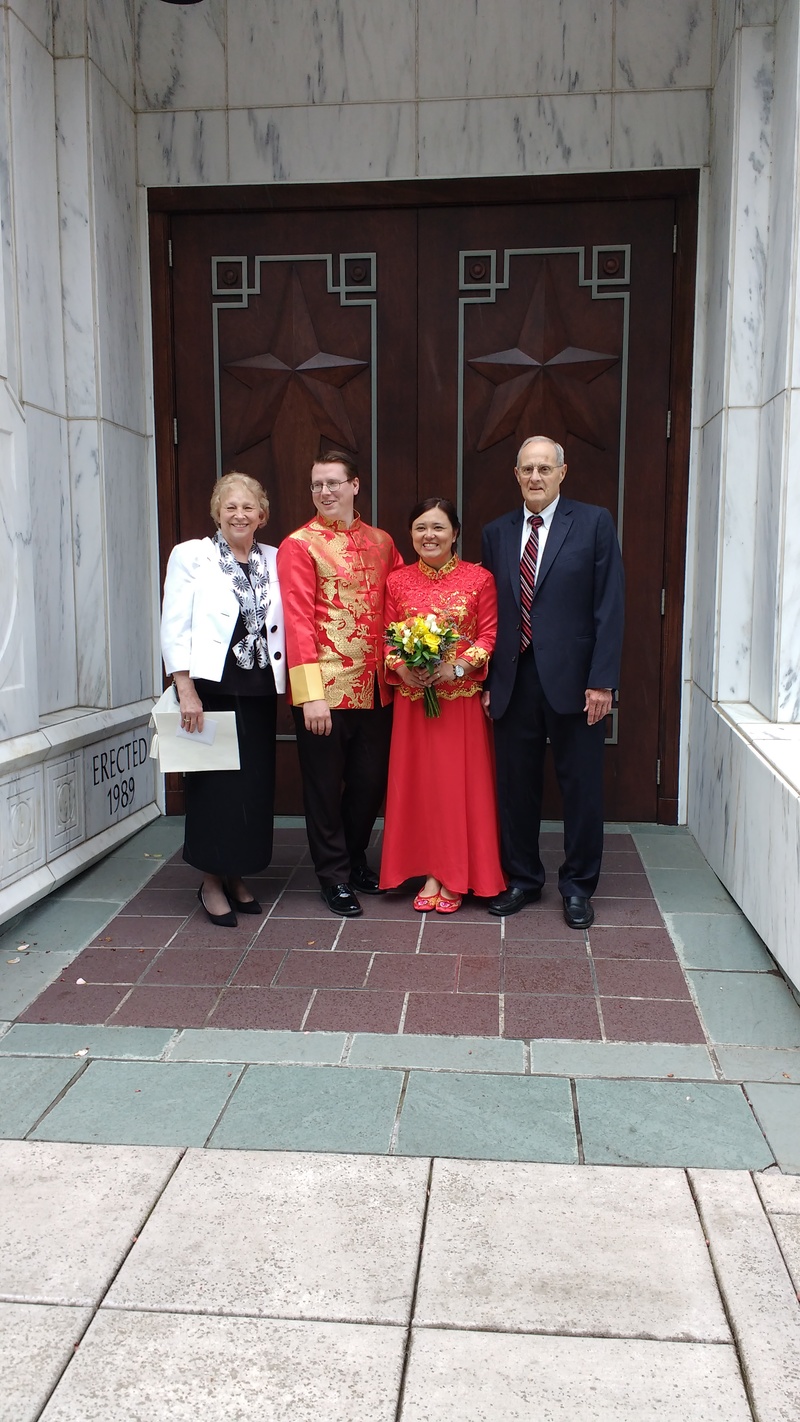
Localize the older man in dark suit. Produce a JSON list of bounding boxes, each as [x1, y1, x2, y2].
[[481, 436, 625, 928]]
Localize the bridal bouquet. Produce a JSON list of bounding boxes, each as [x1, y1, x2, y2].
[[385, 613, 459, 717]]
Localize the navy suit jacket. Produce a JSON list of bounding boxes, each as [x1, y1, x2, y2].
[[481, 497, 625, 720]]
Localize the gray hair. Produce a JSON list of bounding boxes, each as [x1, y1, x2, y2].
[[516, 436, 565, 468]]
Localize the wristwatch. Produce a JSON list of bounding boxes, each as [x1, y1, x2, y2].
[[453, 663, 466, 679]]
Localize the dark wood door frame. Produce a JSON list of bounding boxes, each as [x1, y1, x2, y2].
[[148, 172, 699, 824]]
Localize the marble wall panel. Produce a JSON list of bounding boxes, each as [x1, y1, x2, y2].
[[612, 88, 711, 169], [44, 749, 84, 857], [135, 0, 226, 111], [716, 405, 759, 700], [100, 421, 155, 707], [702, 36, 736, 423], [616, 0, 712, 90], [89, 64, 145, 432], [750, 389, 784, 716], [25, 407, 78, 713], [776, 389, 800, 720], [55, 56, 97, 418], [727, 24, 773, 407], [53, 0, 86, 57], [8, 0, 52, 50], [0, 384, 38, 739], [136, 108, 228, 187], [226, 0, 415, 108], [692, 410, 723, 698], [761, 0, 798, 404], [418, 0, 612, 100], [418, 94, 612, 179], [688, 690, 800, 989], [229, 102, 416, 184], [715, 0, 740, 74], [0, 765, 46, 887], [8, 13, 66, 415], [68, 419, 108, 707], [87, 0, 134, 105], [0, 10, 16, 389]]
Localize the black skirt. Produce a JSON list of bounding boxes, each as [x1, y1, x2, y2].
[[182, 692, 277, 876]]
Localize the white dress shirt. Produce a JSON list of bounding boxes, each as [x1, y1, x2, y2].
[[519, 493, 560, 583]]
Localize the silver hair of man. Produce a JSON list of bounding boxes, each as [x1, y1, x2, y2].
[[516, 436, 565, 468]]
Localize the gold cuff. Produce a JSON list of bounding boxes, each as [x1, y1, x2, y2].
[[289, 662, 326, 703]]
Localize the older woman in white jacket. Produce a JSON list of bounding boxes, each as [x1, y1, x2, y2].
[[161, 472, 286, 926]]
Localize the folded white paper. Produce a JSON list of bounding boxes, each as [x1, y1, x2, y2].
[[149, 687, 240, 772]]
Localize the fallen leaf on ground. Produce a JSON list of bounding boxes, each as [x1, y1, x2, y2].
[[76, 977, 87, 985], [7, 958, 19, 965], [74, 1048, 90, 1057]]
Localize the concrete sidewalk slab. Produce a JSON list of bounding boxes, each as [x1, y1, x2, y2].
[[415, 1160, 729, 1340], [0, 1141, 180, 1305], [37, 1312, 404, 1422], [401, 1330, 752, 1422], [0, 1302, 92, 1422], [690, 1170, 800, 1422], [104, 1150, 428, 1324]]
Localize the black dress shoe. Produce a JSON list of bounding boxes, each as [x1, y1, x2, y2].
[[348, 864, 385, 895], [562, 895, 594, 929], [321, 883, 363, 917], [487, 885, 542, 917], [197, 885, 237, 928]]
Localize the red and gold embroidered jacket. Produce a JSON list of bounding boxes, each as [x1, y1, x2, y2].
[[277, 513, 403, 709]]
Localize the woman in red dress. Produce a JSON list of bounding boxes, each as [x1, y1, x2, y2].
[[379, 498, 506, 913]]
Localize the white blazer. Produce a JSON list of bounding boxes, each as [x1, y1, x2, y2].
[[160, 538, 286, 694]]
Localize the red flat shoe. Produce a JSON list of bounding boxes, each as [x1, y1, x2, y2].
[[435, 892, 462, 914], [413, 892, 440, 912]]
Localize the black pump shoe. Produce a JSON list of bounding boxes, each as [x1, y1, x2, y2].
[[224, 882, 262, 915], [197, 884, 237, 928]]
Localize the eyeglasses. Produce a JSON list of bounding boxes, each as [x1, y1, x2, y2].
[[517, 464, 560, 477], [310, 479, 351, 494]]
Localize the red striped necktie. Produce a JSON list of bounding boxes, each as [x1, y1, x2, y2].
[[520, 514, 544, 651]]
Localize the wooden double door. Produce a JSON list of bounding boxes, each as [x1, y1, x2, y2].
[[153, 176, 697, 821]]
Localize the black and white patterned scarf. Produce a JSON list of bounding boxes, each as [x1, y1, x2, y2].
[[213, 531, 271, 670]]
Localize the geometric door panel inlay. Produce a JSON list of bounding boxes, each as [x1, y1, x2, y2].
[[45, 752, 85, 860], [0, 768, 46, 887]]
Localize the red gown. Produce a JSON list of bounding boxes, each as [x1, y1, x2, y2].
[[379, 556, 506, 897]]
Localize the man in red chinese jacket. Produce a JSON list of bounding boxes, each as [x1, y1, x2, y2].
[[277, 451, 403, 917]]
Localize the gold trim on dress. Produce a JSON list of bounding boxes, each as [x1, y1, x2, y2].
[[417, 555, 459, 580]]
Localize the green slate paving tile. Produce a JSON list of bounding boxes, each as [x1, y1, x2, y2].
[[209, 1064, 403, 1153], [0, 900, 114, 955], [348, 1033, 525, 1073], [30, 1060, 242, 1147], [577, 1079, 774, 1169], [631, 830, 709, 871], [0, 1056, 83, 1137], [665, 913, 772, 971], [54, 854, 162, 903], [716, 1047, 800, 1083], [688, 970, 800, 1047], [0, 1024, 175, 1059], [0, 952, 76, 1019], [646, 869, 740, 915], [169, 1028, 347, 1063], [745, 1083, 800, 1173], [395, 1072, 576, 1162], [110, 816, 186, 859], [531, 1041, 715, 1080]]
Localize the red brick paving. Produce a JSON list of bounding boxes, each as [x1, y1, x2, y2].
[[17, 830, 706, 1043]]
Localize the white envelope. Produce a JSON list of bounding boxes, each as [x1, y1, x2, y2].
[[149, 685, 240, 772]]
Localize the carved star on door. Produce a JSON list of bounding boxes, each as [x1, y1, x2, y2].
[[468, 263, 618, 452], [224, 266, 367, 455]]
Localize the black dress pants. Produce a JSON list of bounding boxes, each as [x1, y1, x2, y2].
[[493, 649, 606, 898], [292, 702, 393, 886]]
